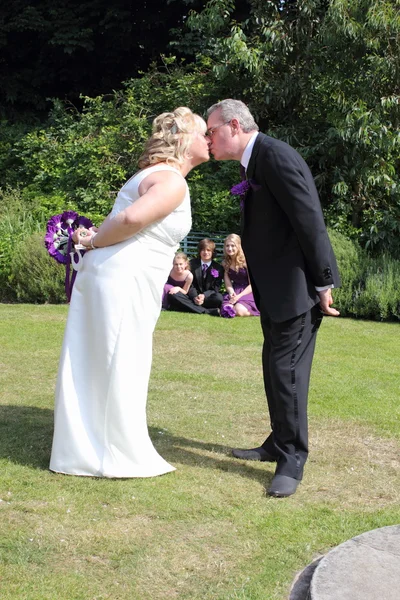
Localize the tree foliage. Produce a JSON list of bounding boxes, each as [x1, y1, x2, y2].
[[2, 61, 239, 231], [1, 0, 399, 256], [318, 0, 400, 254], [182, 0, 400, 255], [0, 0, 206, 118]]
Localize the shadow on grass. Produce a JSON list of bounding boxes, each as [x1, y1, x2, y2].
[[149, 426, 273, 487], [0, 405, 53, 470], [0, 406, 272, 487]]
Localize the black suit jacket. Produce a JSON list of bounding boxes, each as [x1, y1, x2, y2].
[[188, 258, 224, 299], [241, 133, 340, 322]]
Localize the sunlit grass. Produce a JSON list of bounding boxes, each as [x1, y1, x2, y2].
[[0, 305, 399, 599]]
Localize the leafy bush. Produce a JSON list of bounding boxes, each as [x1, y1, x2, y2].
[[8, 63, 220, 224], [3, 220, 400, 316], [188, 161, 241, 233], [328, 228, 363, 316], [13, 97, 137, 221], [0, 120, 29, 189], [329, 228, 400, 321], [10, 233, 65, 303], [0, 188, 45, 301], [352, 256, 400, 321]]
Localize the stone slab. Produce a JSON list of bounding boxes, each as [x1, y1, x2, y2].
[[310, 525, 400, 600], [289, 557, 322, 600]]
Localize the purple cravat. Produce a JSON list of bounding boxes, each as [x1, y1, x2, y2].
[[202, 263, 208, 276], [240, 164, 246, 180]]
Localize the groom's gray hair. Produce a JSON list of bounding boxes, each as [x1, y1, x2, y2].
[[207, 99, 259, 133]]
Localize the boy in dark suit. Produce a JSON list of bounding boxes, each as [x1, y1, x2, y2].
[[206, 99, 340, 497], [168, 238, 224, 315]]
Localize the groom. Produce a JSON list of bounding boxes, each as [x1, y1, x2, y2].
[[206, 99, 340, 497]]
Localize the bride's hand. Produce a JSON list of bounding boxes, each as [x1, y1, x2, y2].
[[72, 227, 94, 247], [72, 228, 85, 244]]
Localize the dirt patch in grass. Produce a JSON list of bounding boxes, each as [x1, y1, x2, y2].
[[305, 417, 400, 508]]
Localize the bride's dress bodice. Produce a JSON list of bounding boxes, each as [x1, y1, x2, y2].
[[110, 164, 192, 247]]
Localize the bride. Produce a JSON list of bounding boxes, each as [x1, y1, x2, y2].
[[50, 107, 209, 478]]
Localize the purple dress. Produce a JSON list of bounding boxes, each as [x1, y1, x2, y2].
[[221, 267, 260, 318], [162, 274, 189, 309]]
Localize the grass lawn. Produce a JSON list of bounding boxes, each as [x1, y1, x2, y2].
[[0, 305, 399, 600]]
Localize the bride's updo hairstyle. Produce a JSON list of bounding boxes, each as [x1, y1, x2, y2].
[[138, 107, 206, 169]]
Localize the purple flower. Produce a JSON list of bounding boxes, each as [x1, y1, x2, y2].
[[44, 225, 57, 245], [76, 215, 93, 229], [231, 180, 251, 196], [47, 214, 63, 229], [230, 179, 261, 211], [61, 210, 78, 225], [221, 304, 236, 318], [211, 268, 219, 278]]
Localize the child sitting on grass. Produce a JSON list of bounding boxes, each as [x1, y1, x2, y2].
[[220, 233, 260, 318], [162, 252, 193, 310]]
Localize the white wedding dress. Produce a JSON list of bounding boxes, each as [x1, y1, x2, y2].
[[50, 165, 191, 477]]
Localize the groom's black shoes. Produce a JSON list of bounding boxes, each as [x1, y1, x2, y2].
[[232, 446, 277, 462], [267, 474, 300, 498]]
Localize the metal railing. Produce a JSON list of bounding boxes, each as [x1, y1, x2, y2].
[[180, 231, 229, 258]]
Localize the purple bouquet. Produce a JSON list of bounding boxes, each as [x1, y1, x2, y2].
[[45, 211, 93, 264], [44, 211, 94, 300]]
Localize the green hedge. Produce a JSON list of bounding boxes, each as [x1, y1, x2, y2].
[[1, 194, 400, 321], [10, 233, 65, 303], [0, 188, 46, 301], [329, 229, 400, 321]]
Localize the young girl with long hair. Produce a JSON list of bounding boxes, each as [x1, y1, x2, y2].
[[162, 252, 193, 309], [221, 234, 260, 318]]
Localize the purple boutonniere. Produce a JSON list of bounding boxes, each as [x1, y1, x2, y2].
[[230, 179, 261, 211], [211, 268, 219, 278]]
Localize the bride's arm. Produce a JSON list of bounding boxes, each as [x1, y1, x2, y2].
[[75, 170, 186, 249]]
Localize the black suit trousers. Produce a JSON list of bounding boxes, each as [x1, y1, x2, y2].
[[168, 291, 222, 313], [260, 303, 323, 480]]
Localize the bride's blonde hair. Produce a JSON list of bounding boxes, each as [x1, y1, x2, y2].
[[138, 107, 207, 169]]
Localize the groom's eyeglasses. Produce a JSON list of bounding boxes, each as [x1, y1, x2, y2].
[[206, 121, 231, 137]]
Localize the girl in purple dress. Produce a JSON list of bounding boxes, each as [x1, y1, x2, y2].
[[162, 252, 193, 309], [220, 234, 260, 318]]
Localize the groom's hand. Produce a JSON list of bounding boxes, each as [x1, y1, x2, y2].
[[318, 288, 340, 316]]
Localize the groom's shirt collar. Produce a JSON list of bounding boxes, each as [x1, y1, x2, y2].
[[240, 132, 258, 172]]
